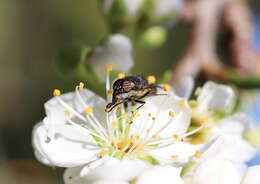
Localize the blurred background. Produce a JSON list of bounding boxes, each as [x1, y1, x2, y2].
[[0, 0, 260, 183]]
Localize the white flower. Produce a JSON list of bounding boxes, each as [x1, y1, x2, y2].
[[88, 34, 134, 81], [154, 0, 183, 18], [32, 70, 204, 183], [103, 0, 143, 16], [135, 165, 184, 184]]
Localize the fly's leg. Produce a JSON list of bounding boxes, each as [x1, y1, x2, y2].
[[134, 99, 146, 110]]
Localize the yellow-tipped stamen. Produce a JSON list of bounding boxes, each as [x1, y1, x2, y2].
[[64, 110, 71, 117], [169, 111, 175, 117], [85, 107, 93, 115], [172, 134, 179, 139], [135, 135, 141, 140], [147, 75, 156, 84], [112, 121, 117, 127], [117, 73, 126, 79], [179, 100, 186, 108], [107, 89, 113, 95], [152, 117, 156, 121], [152, 135, 158, 139], [79, 82, 84, 90], [194, 150, 202, 158], [105, 65, 113, 72], [171, 155, 179, 159], [148, 113, 152, 117], [163, 84, 171, 92], [136, 145, 144, 151], [53, 89, 61, 96], [121, 113, 127, 119], [99, 150, 109, 157]]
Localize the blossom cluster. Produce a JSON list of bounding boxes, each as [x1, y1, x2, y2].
[[32, 67, 259, 184]]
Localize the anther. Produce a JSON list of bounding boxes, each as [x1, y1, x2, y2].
[[172, 134, 179, 139], [171, 155, 179, 159], [152, 135, 158, 139], [107, 89, 113, 95], [85, 107, 93, 115], [79, 82, 84, 90], [64, 110, 71, 117], [136, 145, 144, 151], [53, 89, 61, 96], [121, 113, 127, 119], [99, 150, 109, 157], [169, 111, 175, 117], [194, 151, 202, 158], [135, 135, 141, 140], [179, 100, 186, 108], [147, 75, 156, 84], [163, 84, 171, 91], [112, 121, 117, 127], [105, 65, 113, 72], [117, 73, 126, 79], [152, 117, 156, 121]]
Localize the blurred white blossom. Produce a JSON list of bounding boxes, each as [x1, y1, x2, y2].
[[89, 34, 134, 81]]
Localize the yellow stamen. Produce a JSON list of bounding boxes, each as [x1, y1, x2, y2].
[[171, 155, 179, 159], [79, 82, 84, 90], [147, 75, 156, 84], [68, 176, 74, 180], [117, 73, 126, 79], [85, 107, 93, 115], [172, 134, 179, 139], [194, 151, 202, 158], [99, 150, 109, 157], [64, 110, 71, 117], [107, 89, 113, 95], [121, 113, 127, 119], [135, 135, 141, 140], [179, 100, 186, 108], [146, 129, 151, 133], [53, 89, 61, 96], [136, 145, 144, 151], [152, 135, 158, 139], [152, 117, 156, 121], [112, 121, 117, 127], [105, 65, 113, 72], [127, 138, 133, 145], [169, 111, 175, 117], [163, 84, 171, 91], [148, 113, 152, 117]]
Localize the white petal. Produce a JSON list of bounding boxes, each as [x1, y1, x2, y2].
[[64, 166, 89, 184], [81, 157, 150, 181], [147, 141, 200, 165], [34, 150, 52, 166], [197, 81, 235, 112], [131, 92, 191, 138], [44, 88, 107, 131], [89, 34, 134, 81], [33, 122, 99, 167], [241, 166, 260, 184], [210, 114, 257, 162], [155, 0, 183, 17], [92, 180, 129, 184], [174, 76, 194, 99], [184, 158, 243, 184], [124, 0, 143, 16], [135, 166, 184, 184]]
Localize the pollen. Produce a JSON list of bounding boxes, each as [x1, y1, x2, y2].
[[117, 73, 126, 79], [99, 150, 109, 157], [107, 89, 113, 95], [171, 155, 179, 159], [85, 107, 93, 115], [147, 75, 156, 84], [112, 121, 117, 127], [179, 100, 186, 108], [68, 176, 74, 180], [135, 135, 141, 140], [121, 113, 127, 119], [152, 134, 158, 139], [148, 113, 152, 117], [79, 82, 84, 90], [105, 65, 113, 72], [64, 110, 71, 117], [152, 117, 156, 120], [194, 151, 202, 158], [169, 111, 175, 117], [163, 84, 171, 91], [136, 145, 144, 151], [53, 89, 61, 96], [172, 134, 179, 139]]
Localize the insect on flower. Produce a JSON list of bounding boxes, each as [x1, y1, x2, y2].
[[106, 75, 159, 112]]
